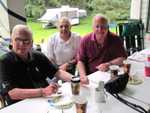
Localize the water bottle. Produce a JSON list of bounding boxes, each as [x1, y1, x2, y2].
[[95, 81, 106, 103], [145, 55, 150, 77]]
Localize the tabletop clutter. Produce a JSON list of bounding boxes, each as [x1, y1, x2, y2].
[[47, 58, 147, 113]]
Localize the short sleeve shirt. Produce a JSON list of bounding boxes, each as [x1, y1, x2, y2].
[[0, 51, 58, 89], [78, 32, 127, 74], [46, 32, 80, 65]]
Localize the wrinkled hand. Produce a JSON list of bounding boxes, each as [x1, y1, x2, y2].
[[96, 63, 110, 72], [42, 83, 58, 96], [80, 76, 89, 84], [59, 63, 68, 71]]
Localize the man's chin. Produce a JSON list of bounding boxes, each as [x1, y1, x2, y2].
[[17, 51, 28, 57], [96, 34, 105, 38]]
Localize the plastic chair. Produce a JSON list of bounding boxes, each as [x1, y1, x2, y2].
[[117, 19, 144, 56], [0, 95, 5, 109], [0, 81, 12, 108]]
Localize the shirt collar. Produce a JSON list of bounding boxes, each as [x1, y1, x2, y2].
[[58, 32, 72, 44], [11, 50, 33, 62], [91, 32, 96, 42], [91, 32, 110, 46]]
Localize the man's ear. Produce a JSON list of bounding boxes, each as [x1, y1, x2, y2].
[[107, 24, 109, 29], [10, 41, 12, 46], [9, 44, 12, 50], [31, 40, 33, 47], [9, 39, 13, 50]]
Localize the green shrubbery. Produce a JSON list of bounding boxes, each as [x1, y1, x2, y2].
[[26, 0, 131, 44], [25, 0, 131, 21]]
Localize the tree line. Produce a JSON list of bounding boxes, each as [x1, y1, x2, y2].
[[25, 0, 131, 21]]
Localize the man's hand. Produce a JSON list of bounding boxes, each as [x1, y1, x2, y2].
[[42, 83, 58, 96], [80, 76, 89, 84], [8, 83, 59, 100], [96, 63, 110, 72]]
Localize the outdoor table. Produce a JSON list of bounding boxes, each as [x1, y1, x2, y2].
[[0, 49, 150, 113]]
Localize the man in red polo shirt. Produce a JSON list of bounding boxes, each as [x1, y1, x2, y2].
[[77, 14, 127, 84]]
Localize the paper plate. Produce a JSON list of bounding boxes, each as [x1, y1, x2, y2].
[[46, 93, 63, 102], [52, 97, 74, 109]]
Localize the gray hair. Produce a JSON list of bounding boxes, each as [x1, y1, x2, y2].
[[92, 14, 109, 25], [11, 24, 33, 40]]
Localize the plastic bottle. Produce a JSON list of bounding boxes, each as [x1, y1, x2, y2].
[[145, 55, 150, 77], [95, 81, 106, 103]]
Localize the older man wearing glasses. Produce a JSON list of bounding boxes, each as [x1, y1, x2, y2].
[[0, 24, 73, 105], [77, 14, 127, 84]]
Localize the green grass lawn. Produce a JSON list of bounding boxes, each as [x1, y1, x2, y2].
[[27, 16, 93, 44], [27, 16, 116, 44]]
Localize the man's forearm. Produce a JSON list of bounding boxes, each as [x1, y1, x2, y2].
[[108, 57, 126, 66], [8, 88, 42, 100], [55, 70, 73, 82], [77, 61, 87, 77]]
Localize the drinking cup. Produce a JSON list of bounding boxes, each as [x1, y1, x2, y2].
[[71, 76, 80, 95]]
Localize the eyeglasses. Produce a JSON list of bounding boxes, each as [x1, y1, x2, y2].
[[59, 25, 70, 29], [95, 24, 109, 29], [15, 38, 32, 45]]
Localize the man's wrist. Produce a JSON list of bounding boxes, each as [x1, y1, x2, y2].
[[108, 62, 113, 66], [68, 61, 74, 66], [40, 88, 44, 97], [80, 74, 86, 79]]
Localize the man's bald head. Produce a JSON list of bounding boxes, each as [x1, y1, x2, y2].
[[93, 14, 108, 25], [58, 17, 71, 27], [57, 17, 71, 38], [92, 14, 109, 40], [92, 14, 108, 27]]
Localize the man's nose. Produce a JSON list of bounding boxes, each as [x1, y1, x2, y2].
[[62, 26, 66, 30], [19, 41, 24, 45], [96, 27, 104, 32], [19, 40, 26, 45]]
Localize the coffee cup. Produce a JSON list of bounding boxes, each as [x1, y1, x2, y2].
[[71, 76, 80, 95], [109, 65, 119, 78]]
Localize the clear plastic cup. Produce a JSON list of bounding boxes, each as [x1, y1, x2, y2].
[[75, 96, 87, 113], [109, 65, 119, 78]]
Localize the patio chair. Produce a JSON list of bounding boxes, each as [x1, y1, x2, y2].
[[0, 81, 14, 107], [0, 94, 5, 109], [117, 19, 144, 56], [0, 84, 6, 109]]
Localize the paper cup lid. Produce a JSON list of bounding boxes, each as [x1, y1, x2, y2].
[[71, 76, 80, 83]]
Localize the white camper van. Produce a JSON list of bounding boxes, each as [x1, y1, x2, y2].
[[38, 5, 87, 28]]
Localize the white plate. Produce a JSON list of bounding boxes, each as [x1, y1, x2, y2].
[[52, 97, 74, 109], [46, 93, 63, 102]]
